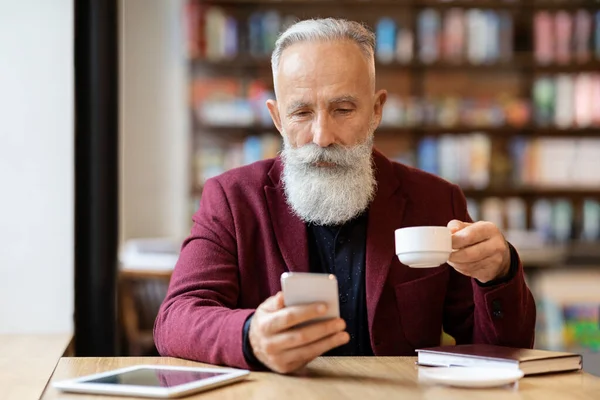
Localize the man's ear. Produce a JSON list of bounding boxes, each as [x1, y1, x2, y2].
[[373, 89, 388, 127], [266, 99, 283, 135]]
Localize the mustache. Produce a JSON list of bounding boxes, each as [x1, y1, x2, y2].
[[281, 136, 374, 169]]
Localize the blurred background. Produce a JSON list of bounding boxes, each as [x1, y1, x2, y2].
[[2, 0, 600, 375], [119, 0, 600, 368]]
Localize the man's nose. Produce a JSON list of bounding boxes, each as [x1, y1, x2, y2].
[[311, 114, 335, 148]]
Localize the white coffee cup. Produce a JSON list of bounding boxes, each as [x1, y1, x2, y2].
[[395, 226, 452, 268]]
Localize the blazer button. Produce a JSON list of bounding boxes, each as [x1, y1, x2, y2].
[[491, 299, 503, 319]]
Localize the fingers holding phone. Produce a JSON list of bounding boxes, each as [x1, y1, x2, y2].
[[248, 273, 347, 374]]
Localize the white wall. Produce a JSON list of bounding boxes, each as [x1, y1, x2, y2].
[[0, 0, 74, 333], [120, 0, 189, 244]]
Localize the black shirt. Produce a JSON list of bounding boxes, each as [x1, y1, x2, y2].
[[306, 212, 373, 356]]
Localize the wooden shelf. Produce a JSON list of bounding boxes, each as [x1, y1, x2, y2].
[[412, 126, 527, 135], [191, 57, 533, 72], [377, 126, 532, 136], [406, 61, 527, 72], [192, 58, 600, 75], [533, 61, 600, 73], [532, 127, 600, 137], [463, 187, 600, 199], [519, 241, 600, 268], [191, 55, 600, 74], [519, 245, 569, 268], [530, 1, 600, 10], [393, 126, 600, 137], [191, 57, 271, 70], [194, 124, 600, 137], [196, 124, 276, 136]]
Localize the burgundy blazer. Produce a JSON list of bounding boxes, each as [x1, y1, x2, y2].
[[154, 149, 536, 369]]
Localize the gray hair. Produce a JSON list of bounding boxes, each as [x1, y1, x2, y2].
[[271, 18, 375, 80]]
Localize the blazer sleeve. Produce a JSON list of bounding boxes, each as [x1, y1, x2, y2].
[[153, 177, 255, 369], [442, 184, 537, 348]]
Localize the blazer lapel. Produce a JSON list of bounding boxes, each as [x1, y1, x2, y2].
[[365, 150, 407, 332], [264, 158, 310, 273]]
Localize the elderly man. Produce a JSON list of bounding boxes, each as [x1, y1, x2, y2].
[[154, 18, 535, 374]]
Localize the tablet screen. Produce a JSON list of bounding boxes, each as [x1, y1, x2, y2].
[[84, 368, 228, 388]]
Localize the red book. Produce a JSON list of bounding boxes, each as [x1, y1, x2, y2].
[[534, 11, 554, 64], [555, 11, 573, 65], [574, 10, 592, 63]]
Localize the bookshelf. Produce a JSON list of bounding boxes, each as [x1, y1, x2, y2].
[[186, 0, 600, 243], [184, 0, 600, 356]]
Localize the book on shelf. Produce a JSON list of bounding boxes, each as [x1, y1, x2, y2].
[[417, 344, 582, 376]]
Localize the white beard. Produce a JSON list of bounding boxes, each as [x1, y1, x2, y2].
[[280, 133, 376, 226]]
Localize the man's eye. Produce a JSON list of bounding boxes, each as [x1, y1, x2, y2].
[[294, 111, 310, 117], [337, 109, 353, 114]]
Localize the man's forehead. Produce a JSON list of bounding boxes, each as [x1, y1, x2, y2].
[[278, 40, 370, 74], [285, 95, 360, 109], [275, 41, 374, 99]]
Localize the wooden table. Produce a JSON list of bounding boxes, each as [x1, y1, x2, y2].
[[0, 334, 72, 400], [41, 356, 600, 400]]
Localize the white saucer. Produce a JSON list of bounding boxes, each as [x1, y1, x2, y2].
[[418, 367, 524, 388]]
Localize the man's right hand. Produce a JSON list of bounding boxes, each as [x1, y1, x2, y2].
[[248, 291, 349, 374]]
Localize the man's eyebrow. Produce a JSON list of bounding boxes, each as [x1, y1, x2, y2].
[[286, 100, 311, 114], [329, 95, 359, 106]]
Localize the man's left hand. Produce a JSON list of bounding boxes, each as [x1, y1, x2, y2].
[[447, 220, 511, 283]]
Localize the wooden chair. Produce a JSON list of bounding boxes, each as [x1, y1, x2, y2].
[[118, 269, 172, 356]]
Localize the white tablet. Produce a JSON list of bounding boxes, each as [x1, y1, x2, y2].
[[52, 364, 250, 398]]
